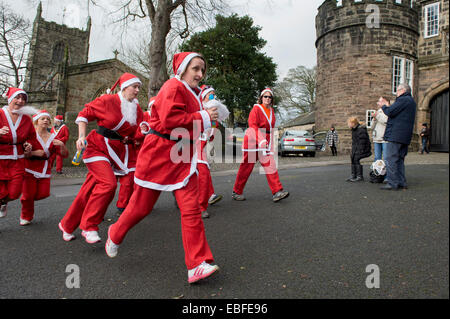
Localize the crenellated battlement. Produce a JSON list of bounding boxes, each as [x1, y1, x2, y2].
[[316, 0, 419, 44]]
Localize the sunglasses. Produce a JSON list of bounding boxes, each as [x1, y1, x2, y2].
[[262, 96, 273, 99]]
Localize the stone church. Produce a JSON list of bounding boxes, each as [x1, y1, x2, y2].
[[21, 2, 149, 161], [315, 0, 449, 153]]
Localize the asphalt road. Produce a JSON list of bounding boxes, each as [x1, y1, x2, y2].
[[0, 164, 448, 300]]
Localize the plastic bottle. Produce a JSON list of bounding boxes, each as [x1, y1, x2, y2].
[[72, 141, 87, 166], [209, 94, 217, 128]]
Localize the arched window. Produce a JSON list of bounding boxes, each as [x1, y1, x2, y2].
[[52, 41, 66, 63]]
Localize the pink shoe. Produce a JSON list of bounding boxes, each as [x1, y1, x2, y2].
[[58, 222, 75, 241], [81, 230, 101, 244], [188, 262, 219, 284]]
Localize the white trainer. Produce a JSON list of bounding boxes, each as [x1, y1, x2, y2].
[[58, 222, 75, 241], [188, 261, 219, 284], [20, 218, 31, 226], [0, 204, 7, 218], [105, 236, 119, 258], [81, 230, 101, 244]]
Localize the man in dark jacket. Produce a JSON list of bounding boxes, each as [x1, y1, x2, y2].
[[377, 83, 416, 190]]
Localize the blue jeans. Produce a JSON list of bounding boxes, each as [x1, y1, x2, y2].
[[374, 142, 387, 161], [421, 137, 429, 154], [384, 142, 408, 188]]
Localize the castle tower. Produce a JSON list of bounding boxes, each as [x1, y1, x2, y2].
[[24, 1, 91, 92], [315, 0, 419, 153]]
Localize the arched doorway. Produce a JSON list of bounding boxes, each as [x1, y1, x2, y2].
[[429, 89, 449, 152]]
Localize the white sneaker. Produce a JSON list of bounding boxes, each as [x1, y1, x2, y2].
[[20, 218, 31, 226], [58, 222, 75, 241], [81, 230, 101, 244], [105, 227, 119, 258], [208, 194, 223, 205], [0, 204, 7, 218], [188, 261, 219, 284]]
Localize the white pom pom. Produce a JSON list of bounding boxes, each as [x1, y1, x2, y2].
[[106, 89, 111, 94], [2, 92, 7, 98]]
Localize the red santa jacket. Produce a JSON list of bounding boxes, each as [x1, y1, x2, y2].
[[134, 77, 212, 191], [75, 92, 144, 176], [242, 104, 276, 154], [0, 106, 37, 160], [51, 124, 70, 144], [25, 132, 66, 178]]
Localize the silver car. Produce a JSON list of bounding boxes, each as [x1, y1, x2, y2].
[[278, 130, 316, 157]]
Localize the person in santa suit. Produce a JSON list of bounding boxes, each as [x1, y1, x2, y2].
[[58, 73, 144, 244], [0, 87, 38, 218], [197, 85, 224, 219], [232, 88, 289, 202], [20, 110, 68, 225], [50, 115, 70, 174], [106, 52, 220, 284]]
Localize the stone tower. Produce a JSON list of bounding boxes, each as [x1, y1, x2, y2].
[[24, 2, 91, 92], [315, 0, 419, 152]]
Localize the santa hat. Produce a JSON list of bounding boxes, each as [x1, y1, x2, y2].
[[200, 85, 215, 101], [173, 52, 203, 76], [260, 88, 274, 97], [107, 73, 141, 94], [148, 96, 156, 109], [32, 109, 51, 122], [55, 115, 63, 121], [2, 87, 28, 104]]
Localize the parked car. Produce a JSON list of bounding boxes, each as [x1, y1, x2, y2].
[[225, 124, 246, 155], [278, 130, 316, 157], [313, 131, 327, 151]]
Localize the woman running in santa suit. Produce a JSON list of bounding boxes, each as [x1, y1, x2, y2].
[[106, 52, 220, 284], [20, 110, 68, 225], [58, 73, 144, 243], [232, 88, 289, 202], [0, 87, 37, 218]]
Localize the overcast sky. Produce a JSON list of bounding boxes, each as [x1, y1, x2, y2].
[[11, 0, 324, 80]]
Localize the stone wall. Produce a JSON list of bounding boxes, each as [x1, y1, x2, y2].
[[315, 0, 420, 154], [415, 0, 449, 145]]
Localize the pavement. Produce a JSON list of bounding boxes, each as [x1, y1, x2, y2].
[[51, 151, 449, 186]]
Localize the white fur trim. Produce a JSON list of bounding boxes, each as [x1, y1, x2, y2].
[[7, 90, 27, 104], [201, 88, 215, 100], [260, 88, 273, 97], [120, 78, 141, 91], [176, 53, 201, 75], [75, 117, 88, 124], [83, 156, 111, 164], [199, 110, 211, 131], [33, 112, 51, 122]]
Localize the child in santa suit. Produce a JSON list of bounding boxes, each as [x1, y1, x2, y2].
[[106, 52, 220, 284], [232, 88, 289, 202], [197, 85, 227, 218], [50, 115, 69, 174], [58, 73, 144, 244], [0, 87, 38, 218], [20, 110, 68, 225]]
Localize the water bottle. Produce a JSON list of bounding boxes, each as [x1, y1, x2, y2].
[[72, 141, 87, 166], [209, 94, 217, 128]]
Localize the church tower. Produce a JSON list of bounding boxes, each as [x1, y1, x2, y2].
[[24, 1, 91, 92]]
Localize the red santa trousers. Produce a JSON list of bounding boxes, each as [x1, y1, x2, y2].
[[109, 173, 214, 270], [233, 151, 283, 195], [0, 159, 25, 201], [197, 163, 215, 212], [20, 173, 51, 222], [60, 160, 117, 233], [55, 154, 64, 172], [116, 172, 135, 210]]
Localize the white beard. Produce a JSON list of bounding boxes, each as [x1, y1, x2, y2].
[[120, 98, 137, 126], [11, 106, 39, 116]]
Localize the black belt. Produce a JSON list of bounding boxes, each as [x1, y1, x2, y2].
[[97, 126, 124, 141], [149, 128, 194, 144]]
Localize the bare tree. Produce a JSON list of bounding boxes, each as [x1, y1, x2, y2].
[[0, 1, 31, 92], [275, 65, 317, 114], [91, 0, 230, 97]]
